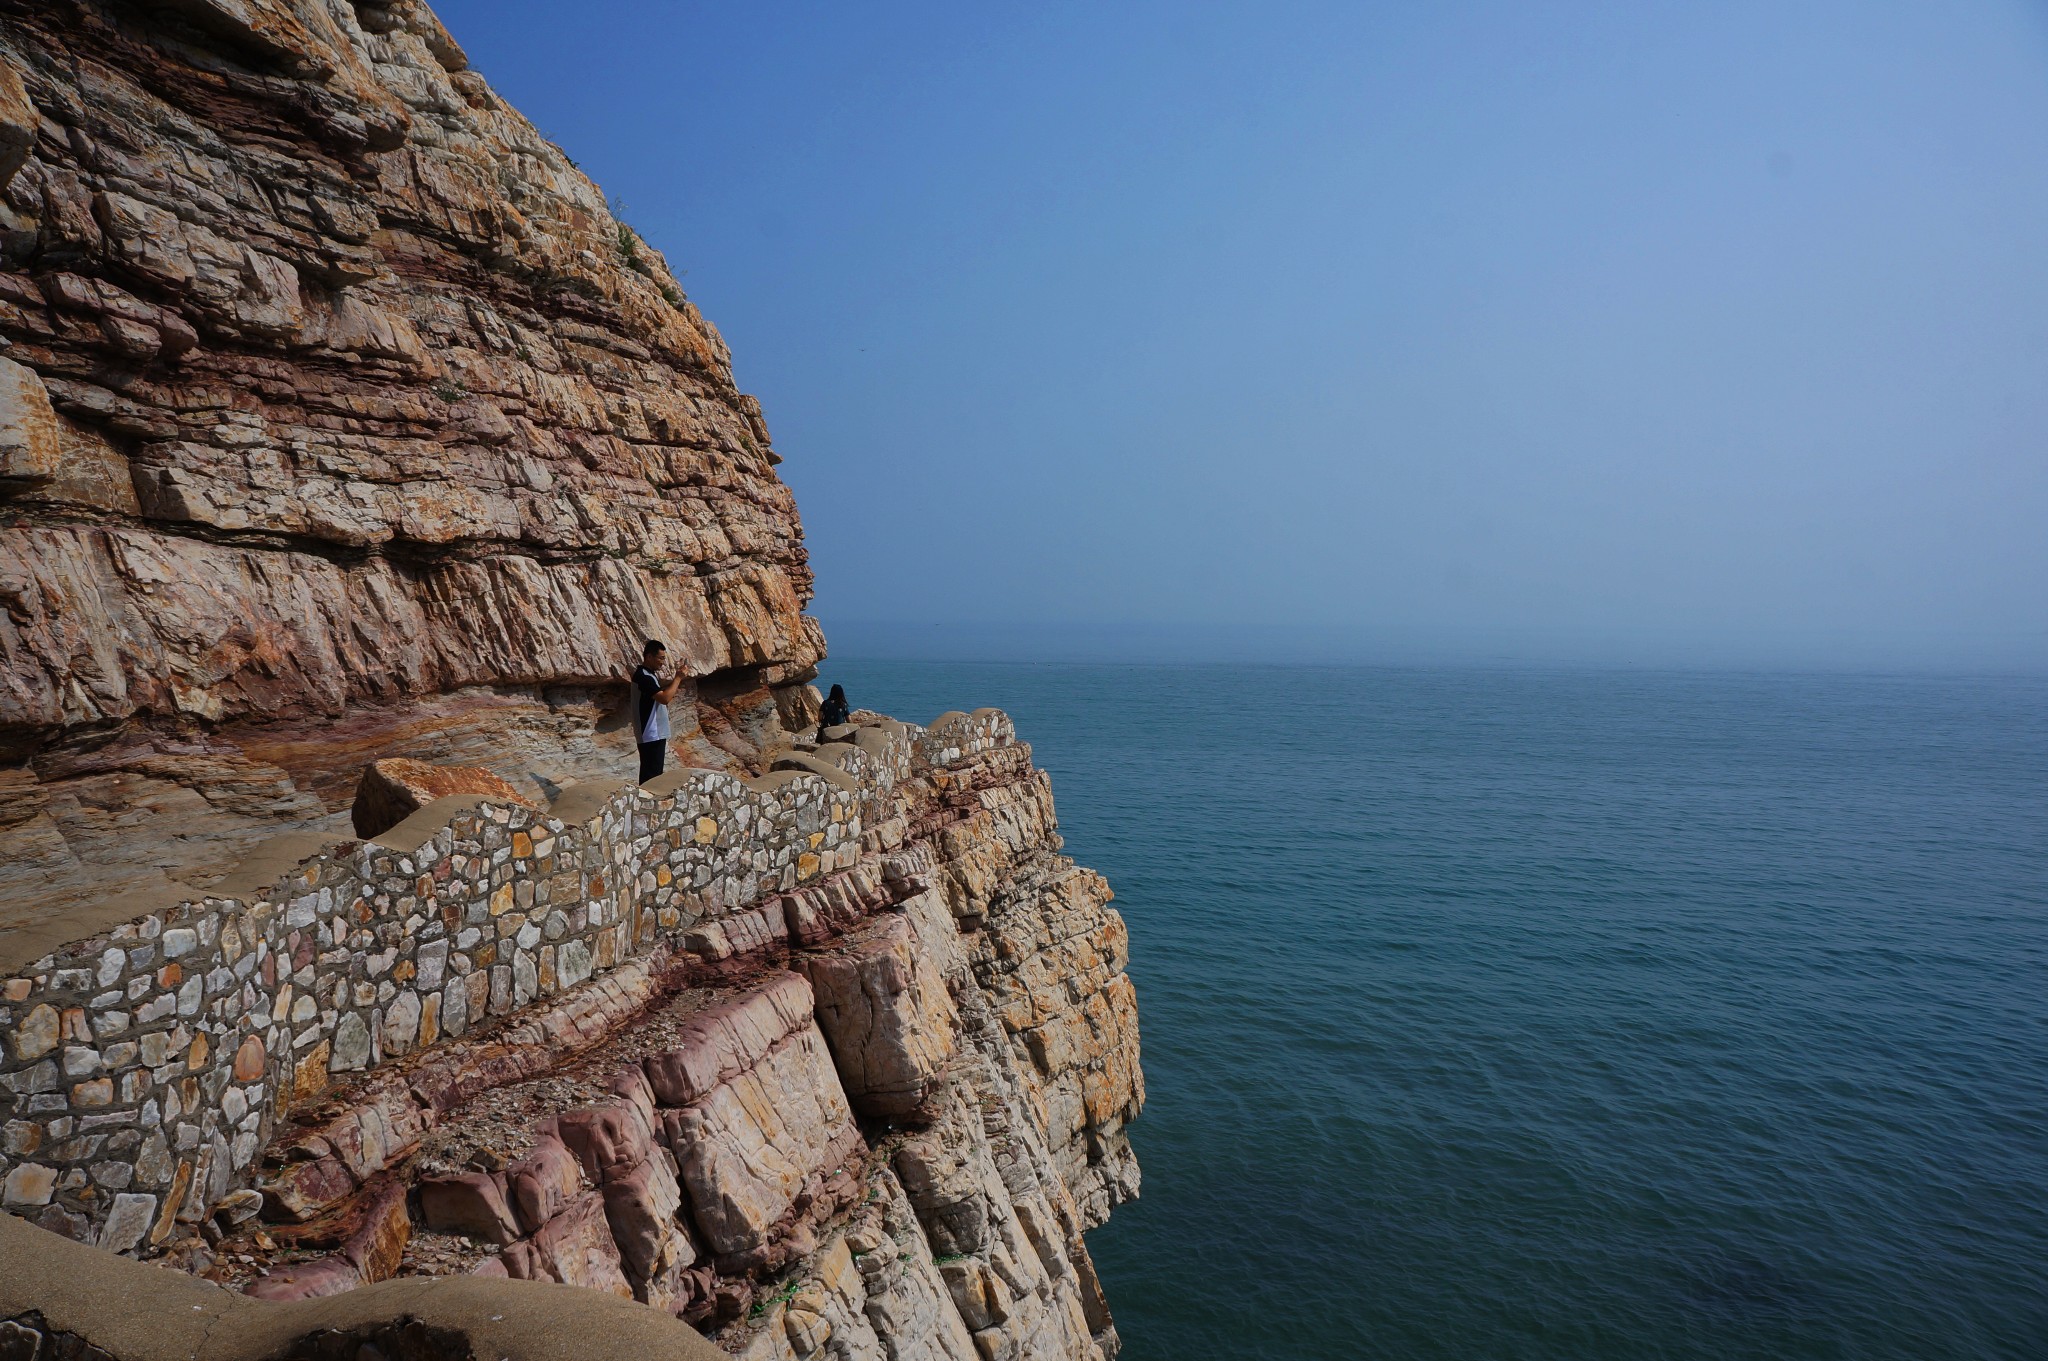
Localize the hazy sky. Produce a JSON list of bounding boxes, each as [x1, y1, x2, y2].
[[436, 1, 2048, 670]]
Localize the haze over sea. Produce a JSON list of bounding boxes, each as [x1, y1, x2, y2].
[[835, 658, 2047, 1361]]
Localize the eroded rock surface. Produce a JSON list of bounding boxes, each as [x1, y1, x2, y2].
[[350, 757, 538, 839], [0, 7, 1145, 1361], [1, 711, 1143, 1360], [0, 0, 822, 932]]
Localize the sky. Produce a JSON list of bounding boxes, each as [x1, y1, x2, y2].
[[434, 0, 2048, 671]]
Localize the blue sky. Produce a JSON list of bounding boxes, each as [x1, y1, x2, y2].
[[435, 1, 2048, 670]]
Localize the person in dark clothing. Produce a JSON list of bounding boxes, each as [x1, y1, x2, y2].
[[817, 683, 851, 739], [633, 639, 686, 783]]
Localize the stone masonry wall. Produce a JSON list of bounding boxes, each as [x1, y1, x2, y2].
[[0, 713, 1006, 1253]]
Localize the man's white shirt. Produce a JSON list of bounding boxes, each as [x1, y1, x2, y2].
[[635, 666, 671, 742]]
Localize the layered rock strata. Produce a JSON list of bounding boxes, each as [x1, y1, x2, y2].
[[0, 5, 1147, 1359], [0, 0, 824, 931], [2, 712, 1144, 1360]]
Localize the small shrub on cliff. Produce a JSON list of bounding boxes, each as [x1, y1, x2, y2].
[[748, 1277, 805, 1320], [615, 221, 645, 274]]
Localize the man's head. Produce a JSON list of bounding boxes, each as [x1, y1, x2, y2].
[[642, 639, 667, 668]]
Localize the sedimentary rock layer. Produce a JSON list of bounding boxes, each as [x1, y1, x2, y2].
[[1, 710, 1144, 1361], [0, 0, 824, 930], [0, 6, 1148, 1359]]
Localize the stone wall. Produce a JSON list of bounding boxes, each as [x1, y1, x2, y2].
[[0, 713, 978, 1253], [3, 702, 1141, 1361]]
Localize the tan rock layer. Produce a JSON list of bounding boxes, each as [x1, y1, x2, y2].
[[0, 0, 824, 929]]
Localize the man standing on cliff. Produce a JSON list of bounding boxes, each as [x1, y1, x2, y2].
[[633, 639, 686, 784]]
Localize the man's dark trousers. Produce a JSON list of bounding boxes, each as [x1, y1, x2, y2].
[[638, 739, 666, 784]]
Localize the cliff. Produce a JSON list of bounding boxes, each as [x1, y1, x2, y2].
[[0, 0, 821, 937], [0, 5, 1143, 1360]]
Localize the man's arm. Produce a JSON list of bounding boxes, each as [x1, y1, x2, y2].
[[657, 669, 687, 702]]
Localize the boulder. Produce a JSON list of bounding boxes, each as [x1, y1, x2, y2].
[[261, 1151, 356, 1223], [800, 915, 958, 1118], [243, 1254, 361, 1301], [351, 758, 538, 839], [891, 1089, 1000, 1258], [555, 1104, 654, 1185], [661, 1025, 862, 1258], [598, 1152, 693, 1280], [419, 1171, 521, 1244], [340, 1178, 413, 1282], [505, 1135, 584, 1235], [525, 1192, 635, 1298]]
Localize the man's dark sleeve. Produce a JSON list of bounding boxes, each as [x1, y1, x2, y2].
[[633, 668, 655, 733]]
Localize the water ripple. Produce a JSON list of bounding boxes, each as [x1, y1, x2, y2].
[[838, 662, 2048, 1361]]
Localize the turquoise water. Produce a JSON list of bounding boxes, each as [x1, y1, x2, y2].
[[833, 661, 2048, 1361]]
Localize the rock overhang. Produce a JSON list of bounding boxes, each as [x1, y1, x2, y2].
[[0, 5, 1144, 1358]]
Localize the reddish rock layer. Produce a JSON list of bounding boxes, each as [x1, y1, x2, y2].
[[156, 717, 1144, 1360]]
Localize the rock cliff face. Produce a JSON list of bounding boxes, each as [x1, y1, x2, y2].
[[0, 6, 1144, 1361], [1, 712, 1145, 1360], [0, 0, 822, 934]]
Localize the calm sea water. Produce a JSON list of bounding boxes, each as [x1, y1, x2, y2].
[[832, 661, 2048, 1361]]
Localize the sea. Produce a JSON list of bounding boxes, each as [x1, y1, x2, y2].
[[830, 660, 2048, 1361]]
